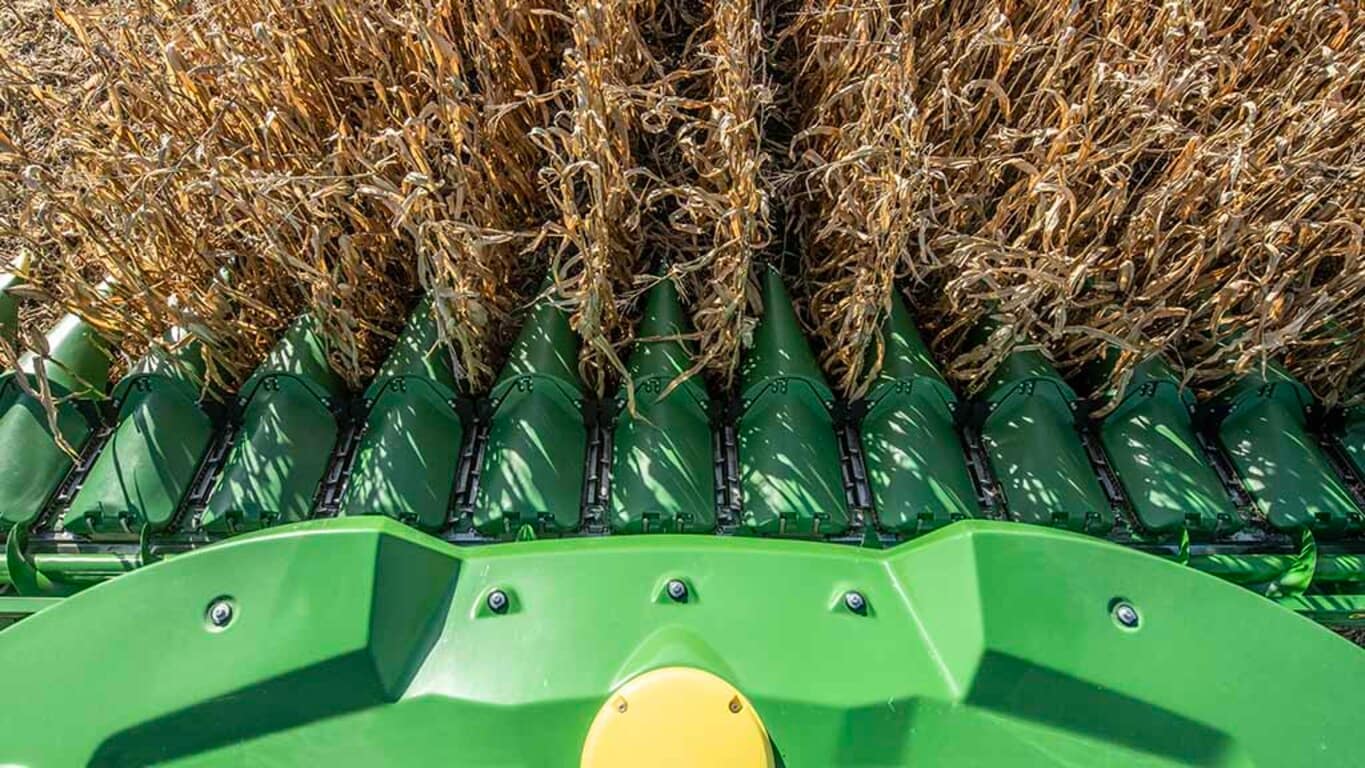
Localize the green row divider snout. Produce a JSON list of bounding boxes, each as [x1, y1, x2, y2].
[[339, 299, 464, 532], [64, 327, 214, 537], [1341, 404, 1365, 483], [0, 312, 111, 526], [859, 291, 977, 536], [737, 266, 848, 537], [474, 288, 586, 537], [201, 315, 346, 533], [1097, 356, 1240, 538], [978, 345, 1112, 534], [610, 278, 715, 533], [1215, 364, 1361, 537]]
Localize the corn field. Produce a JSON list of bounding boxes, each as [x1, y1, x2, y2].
[[2, 0, 1363, 408]]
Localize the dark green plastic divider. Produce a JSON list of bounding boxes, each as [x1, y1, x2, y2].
[[0, 314, 110, 525], [64, 328, 213, 536], [1342, 405, 1365, 481], [1098, 357, 1239, 537], [979, 348, 1112, 534], [474, 290, 585, 536], [609, 279, 714, 533], [1216, 365, 1360, 536], [0, 272, 18, 344], [859, 291, 976, 536], [201, 316, 346, 533], [737, 266, 847, 537], [340, 299, 462, 532]]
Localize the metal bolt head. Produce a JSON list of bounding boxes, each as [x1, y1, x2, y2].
[[207, 599, 233, 628], [666, 579, 688, 602], [487, 589, 509, 614], [1113, 601, 1140, 629], [843, 591, 867, 614]]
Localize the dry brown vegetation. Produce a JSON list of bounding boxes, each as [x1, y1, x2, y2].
[[2, 0, 1364, 412], [786, 0, 1365, 405]]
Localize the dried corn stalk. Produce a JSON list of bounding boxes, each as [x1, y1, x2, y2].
[[3, 0, 563, 388], [407, 0, 566, 387], [789, 0, 1365, 406], [788, 0, 923, 397], [665, 0, 772, 388], [534, 0, 667, 393]]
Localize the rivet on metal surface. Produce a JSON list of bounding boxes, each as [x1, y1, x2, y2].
[[1112, 601, 1140, 629], [666, 579, 688, 602], [487, 589, 509, 614], [843, 591, 867, 614], [207, 598, 234, 629]]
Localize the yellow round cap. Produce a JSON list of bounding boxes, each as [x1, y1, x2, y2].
[[581, 667, 774, 768]]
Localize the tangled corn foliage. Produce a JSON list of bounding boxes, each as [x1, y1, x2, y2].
[[787, 0, 923, 397], [534, 0, 674, 394], [3, 0, 1365, 411], [787, 0, 1365, 405], [664, 0, 773, 388], [2, 0, 565, 388]]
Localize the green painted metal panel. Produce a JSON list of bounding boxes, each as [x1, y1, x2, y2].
[[200, 383, 337, 532], [860, 292, 976, 535], [610, 279, 714, 533], [0, 313, 111, 525], [980, 349, 1112, 534], [737, 267, 847, 537], [1, 518, 1363, 765], [64, 331, 213, 536], [341, 381, 461, 531], [364, 298, 459, 400], [10, 312, 113, 397], [64, 387, 213, 535], [1216, 365, 1361, 536], [1099, 358, 1240, 537], [1339, 405, 1365, 481], [0, 395, 94, 526], [201, 316, 345, 533], [340, 302, 462, 531], [475, 290, 585, 537]]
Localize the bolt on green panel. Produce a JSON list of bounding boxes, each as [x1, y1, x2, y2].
[[4, 518, 1365, 766], [474, 290, 585, 536], [340, 300, 462, 532], [201, 316, 346, 533], [1216, 364, 1361, 536], [980, 349, 1112, 534], [0, 313, 111, 526], [0, 272, 18, 344], [738, 266, 847, 537], [64, 329, 214, 536], [860, 292, 977, 536], [1098, 357, 1240, 538], [610, 279, 714, 533]]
